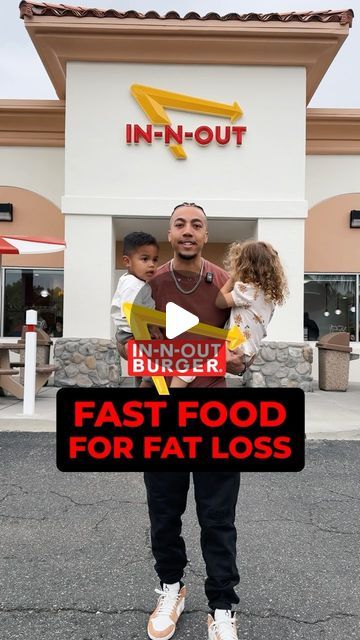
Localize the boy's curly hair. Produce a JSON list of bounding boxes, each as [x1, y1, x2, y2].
[[224, 240, 289, 305]]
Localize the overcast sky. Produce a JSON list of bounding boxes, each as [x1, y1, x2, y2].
[[1, 0, 359, 106]]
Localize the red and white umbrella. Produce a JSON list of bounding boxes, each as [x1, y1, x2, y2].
[[0, 235, 66, 265]]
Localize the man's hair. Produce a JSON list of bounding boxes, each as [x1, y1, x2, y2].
[[123, 231, 159, 256], [170, 202, 207, 221]]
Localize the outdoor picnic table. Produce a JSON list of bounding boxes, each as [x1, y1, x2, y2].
[[0, 343, 55, 399]]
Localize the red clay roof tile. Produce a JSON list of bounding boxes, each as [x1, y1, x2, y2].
[[19, 2, 354, 26]]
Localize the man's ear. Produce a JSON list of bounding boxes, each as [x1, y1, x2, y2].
[[204, 230, 209, 244], [167, 229, 172, 243], [123, 255, 130, 268]]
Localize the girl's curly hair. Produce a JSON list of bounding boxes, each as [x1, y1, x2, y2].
[[224, 240, 289, 305]]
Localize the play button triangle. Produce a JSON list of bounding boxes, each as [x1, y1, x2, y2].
[[165, 302, 199, 339]]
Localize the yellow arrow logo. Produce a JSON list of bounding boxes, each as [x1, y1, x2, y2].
[[123, 302, 245, 395], [131, 84, 243, 159]]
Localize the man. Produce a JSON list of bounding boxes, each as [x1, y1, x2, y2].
[[117, 203, 245, 640], [303, 312, 319, 341]]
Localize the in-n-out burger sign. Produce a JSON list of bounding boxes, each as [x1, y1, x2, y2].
[[127, 84, 246, 159], [126, 124, 246, 149]]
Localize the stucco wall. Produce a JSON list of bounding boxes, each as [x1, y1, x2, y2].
[[64, 62, 306, 215], [63, 61, 307, 339], [305, 155, 360, 383], [305, 193, 360, 273], [306, 155, 360, 209], [0, 186, 64, 268], [0, 147, 64, 208]]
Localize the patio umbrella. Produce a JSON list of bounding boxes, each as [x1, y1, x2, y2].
[[0, 235, 66, 265], [0, 234, 66, 331]]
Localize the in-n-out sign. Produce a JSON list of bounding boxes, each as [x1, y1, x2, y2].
[[126, 84, 246, 159]]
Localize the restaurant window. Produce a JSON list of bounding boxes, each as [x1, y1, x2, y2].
[[304, 274, 359, 342], [2, 269, 64, 337]]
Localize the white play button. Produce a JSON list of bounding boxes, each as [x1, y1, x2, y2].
[[165, 302, 199, 339]]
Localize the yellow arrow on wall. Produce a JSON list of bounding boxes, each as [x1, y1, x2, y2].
[[131, 84, 243, 159], [131, 84, 242, 124], [123, 302, 245, 396]]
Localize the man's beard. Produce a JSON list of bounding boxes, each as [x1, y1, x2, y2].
[[177, 251, 197, 261]]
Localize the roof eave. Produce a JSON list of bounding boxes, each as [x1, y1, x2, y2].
[[20, 13, 352, 104]]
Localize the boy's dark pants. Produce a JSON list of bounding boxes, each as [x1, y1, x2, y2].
[[144, 471, 240, 611]]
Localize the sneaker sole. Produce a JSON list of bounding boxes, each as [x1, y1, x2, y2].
[[147, 629, 175, 640], [147, 598, 185, 640]]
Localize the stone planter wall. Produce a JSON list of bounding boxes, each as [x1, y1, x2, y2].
[[54, 338, 122, 387], [243, 342, 313, 391], [54, 338, 313, 391]]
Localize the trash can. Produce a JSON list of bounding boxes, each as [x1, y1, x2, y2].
[[316, 332, 353, 391]]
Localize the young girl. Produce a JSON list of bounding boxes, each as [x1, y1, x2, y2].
[[170, 240, 288, 387], [215, 240, 288, 371]]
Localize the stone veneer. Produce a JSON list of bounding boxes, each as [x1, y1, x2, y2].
[[54, 338, 122, 387], [243, 342, 313, 391], [54, 338, 313, 391]]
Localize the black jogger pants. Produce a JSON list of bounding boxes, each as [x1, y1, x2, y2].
[[144, 472, 240, 610]]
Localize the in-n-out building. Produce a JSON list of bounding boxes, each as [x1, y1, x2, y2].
[[0, 2, 359, 382]]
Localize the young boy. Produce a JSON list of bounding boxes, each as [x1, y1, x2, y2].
[[111, 231, 194, 389], [111, 232, 161, 385]]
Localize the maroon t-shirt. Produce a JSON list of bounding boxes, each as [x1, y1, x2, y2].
[[150, 259, 230, 388]]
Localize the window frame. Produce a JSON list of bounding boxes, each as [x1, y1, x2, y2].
[[304, 272, 359, 342], [1, 266, 64, 338]]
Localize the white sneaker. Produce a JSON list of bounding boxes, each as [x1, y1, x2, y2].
[[208, 610, 238, 640], [147, 583, 186, 640]]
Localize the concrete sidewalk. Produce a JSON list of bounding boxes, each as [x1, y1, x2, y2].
[[0, 381, 359, 438]]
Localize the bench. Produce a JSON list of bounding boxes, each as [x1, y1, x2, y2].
[[35, 365, 56, 374], [0, 368, 20, 375], [10, 362, 55, 373], [0, 339, 55, 399], [8, 362, 56, 395]]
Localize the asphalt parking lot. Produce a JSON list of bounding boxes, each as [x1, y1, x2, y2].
[[0, 433, 359, 640]]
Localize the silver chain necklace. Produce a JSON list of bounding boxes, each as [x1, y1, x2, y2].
[[170, 258, 205, 295]]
